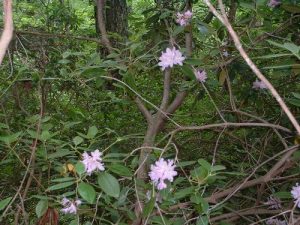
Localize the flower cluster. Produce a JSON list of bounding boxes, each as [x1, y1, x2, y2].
[[291, 183, 300, 207], [264, 196, 282, 209], [158, 47, 185, 71], [61, 197, 81, 214], [266, 218, 286, 225], [252, 80, 268, 90], [81, 149, 105, 175], [176, 10, 193, 26], [194, 69, 207, 83], [268, 0, 281, 8], [149, 158, 177, 190]]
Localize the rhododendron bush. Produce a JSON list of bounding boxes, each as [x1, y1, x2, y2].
[[0, 0, 300, 224]]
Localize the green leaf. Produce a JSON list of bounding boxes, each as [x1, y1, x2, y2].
[[198, 159, 211, 171], [97, 173, 120, 198], [46, 181, 75, 191], [143, 197, 155, 218], [211, 165, 226, 172], [48, 149, 73, 159], [0, 132, 21, 144], [173, 26, 185, 36], [87, 126, 98, 139], [75, 162, 85, 176], [282, 4, 300, 13], [273, 192, 292, 199], [78, 182, 96, 204], [181, 65, 195, 80], [108, 164, 133, 177], [0, 197, 12, 211], [36, 199, 48, 218], [73, 136, 84, 146], [185, 59, 203, 66], [196, 215, 209, 225], [51, 177, 75, 183], [174, 186, 195, 200]]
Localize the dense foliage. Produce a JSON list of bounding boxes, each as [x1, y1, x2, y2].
[[0, 0, 300, 224]]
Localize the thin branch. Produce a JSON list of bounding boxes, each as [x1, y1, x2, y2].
[[135, 97, 152, 125], [203, 0, 300, 135], [0, 0, 13, 65], [174, 122, 291, 134], [211, 207, 287, 222], [9, 29, 103, 44], [160, 69, 171, 111]]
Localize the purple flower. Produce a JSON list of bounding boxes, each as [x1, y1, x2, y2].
[[195, 69, 207, 83], [264, 196, 282, 209], [268, 0, 281, 8], [266, 218, 286, 225], [291, 183, 300, 207], [176, 10, 193, 26], [149, 158, 177, 190], [222, 50, 229, 57], [61, 197, 81, 214], [252, 80, 268, 90], [158, 47, 185, 71], [81, 149, 105, 175]]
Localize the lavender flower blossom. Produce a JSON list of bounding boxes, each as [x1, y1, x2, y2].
[[158, 47, 185, 71], [222, 50, 229, 57], [61, 197, 81, 214], [268, 0, 281, 8], [81, 149, 105, 175], [266, 218, 286, 225], [253, 80, 268, 90], [176, 10, 193, 26], [149, 158, 177, 190], [291, 183, 300, 207], [195, 69, 207, 83], [264, 196, 282, 209]]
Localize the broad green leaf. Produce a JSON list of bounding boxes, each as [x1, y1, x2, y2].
[[0, 197, 12, 211], [73, 136, 84, 146], [176, 161, 196, 167], [196, 216, 209, 225], [292, 93, 300, 99], [198, 159, 211, 171], [48, 149, 73, 159], [87, 126, 98, 139], [51, 177, 75, 183], [143, 197, 155, 218], [185, 59, 203, 66], [98, 173, 120, 198], [78, 182, 96, 204], [273, 192, 292, 199], [211, 165, 226, 172], [108, 164, 133, 177], [181, 65, 195, 80], [36, 199, 48, 218], [174, 186, 195, 200], [46, 181, 74, 191], [75, 162, 85, 176], [173, 26, 185, 36], [0, 132, 21, 144], [282, 4, 300, 13]]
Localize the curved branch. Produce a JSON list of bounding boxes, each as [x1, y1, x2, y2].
[[0, 0, 13, 65]]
